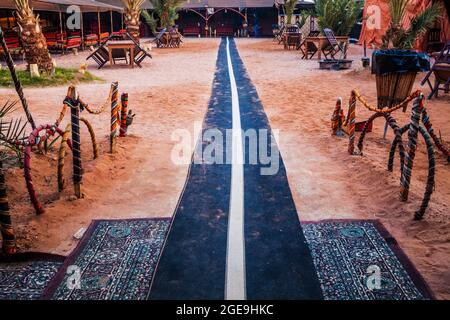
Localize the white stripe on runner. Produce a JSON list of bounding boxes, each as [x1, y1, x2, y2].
[[225, 37, 246, 300]]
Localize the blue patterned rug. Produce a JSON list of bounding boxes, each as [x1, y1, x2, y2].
[[303, 220, 434, 300], [0, 253, 64, 300], [43, 218, 170, 300]]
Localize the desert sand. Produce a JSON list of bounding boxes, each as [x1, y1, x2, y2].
[[0, 38, 448, 298]]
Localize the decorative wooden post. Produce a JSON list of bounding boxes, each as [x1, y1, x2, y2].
[[110, 82, 119, 153], [0, 26, 36, 130], [400, 94, 424, 202], [68, 86, 83, 198], [347, 91, 357, 155], [331, 97, 342, 135], [0, 161, 16, 254], [120, 93, 128, 137]]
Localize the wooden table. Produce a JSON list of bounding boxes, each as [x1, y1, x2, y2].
[[303, 36, 349, 60], [107, 40, 135, 68]]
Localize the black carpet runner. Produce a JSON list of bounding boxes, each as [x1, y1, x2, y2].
[[149, 38, 323, 300]]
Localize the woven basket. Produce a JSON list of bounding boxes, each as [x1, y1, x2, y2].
[[376, 71, 417, 111]]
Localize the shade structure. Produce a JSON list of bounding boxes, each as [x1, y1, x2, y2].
[[97, 0, 308, 9], [97, 0, 153, 9], [0, 0, 123, 12]]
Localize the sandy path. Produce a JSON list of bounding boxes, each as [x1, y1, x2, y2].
[[236, 38, 450, 299], [1, 38, 220, 255]]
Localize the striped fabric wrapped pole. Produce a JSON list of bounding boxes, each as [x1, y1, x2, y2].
[[415, 126, 435, 220], [120, 93, 128, 137], [68, 88, 83, 199], [347, 91, 357, 155], [110, 82, 119, 153], [331, 97, 342, 135], [421, 109, 450, 162], [0, 161, 16, 254], [400, 94, 425, 202], [0, 27, 36, 130]]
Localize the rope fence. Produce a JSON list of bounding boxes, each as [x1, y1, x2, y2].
[[331, 90, 447, 220]]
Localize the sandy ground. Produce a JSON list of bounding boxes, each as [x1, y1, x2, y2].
[[236, 38, 450, 299], [0, 38, 449, 299], [0, 38, 220, 255]]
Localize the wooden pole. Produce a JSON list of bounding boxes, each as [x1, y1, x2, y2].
[[59, 11, 64, 42], [81, 11, 84, 49], [98, 10, 101, 40], [110, 10, 113, 34]]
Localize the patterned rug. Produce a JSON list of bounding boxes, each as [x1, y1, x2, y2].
[[303, 220, 434, 300], [0, 253, 64, 300], [43, 218, 170, 300]]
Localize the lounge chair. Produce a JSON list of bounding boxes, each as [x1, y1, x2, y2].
[[84, 33, 98, 47], [298, 30, 320, 58], [0, 31, 22, 57], [421, 41, 450, 99], [322, 28, 346, 60]]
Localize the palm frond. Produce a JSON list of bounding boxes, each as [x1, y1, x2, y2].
[[0, 100, 27, 147], [141, 9, 158, 34], [121, 0, 146, 11], [403, 2, 442, 48], [389, 0, 410, 27]]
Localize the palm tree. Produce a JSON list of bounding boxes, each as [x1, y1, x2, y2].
[[284, 0, 298, 25], [122, 0, 146, 41], [145, 0, 184, 30], [382, 0, 442, 49], [315, 0, 363, 36], [12, 0, 54, 73]]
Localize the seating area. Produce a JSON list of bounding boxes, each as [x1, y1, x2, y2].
[[43, 31, 82, 53], [183, 26, 201, 37], [152, 28, 182, 48], [216, 26, 234, 37], [0, 31, 22, 56], [87, 32, 152, 69], [421, 41, 450, 99]]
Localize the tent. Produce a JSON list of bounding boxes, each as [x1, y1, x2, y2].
[[359, 0, 450, 51]]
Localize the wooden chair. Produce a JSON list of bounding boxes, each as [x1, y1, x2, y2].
[[298, 30, 320, 58], [277, 26, 286, 44], [168, 28, 181, 48], [126, 32, 152, 67], [283, 25, 300, 50], [152, 28, 167, 48], [421, 41, 450, 99], [86, 45, 109, 69], [322, 28, 345, 60]]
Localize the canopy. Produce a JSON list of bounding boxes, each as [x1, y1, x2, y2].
[[0, 0, 123, 12], [359, 0, 450, 51], [97, 0, 295, 9]]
